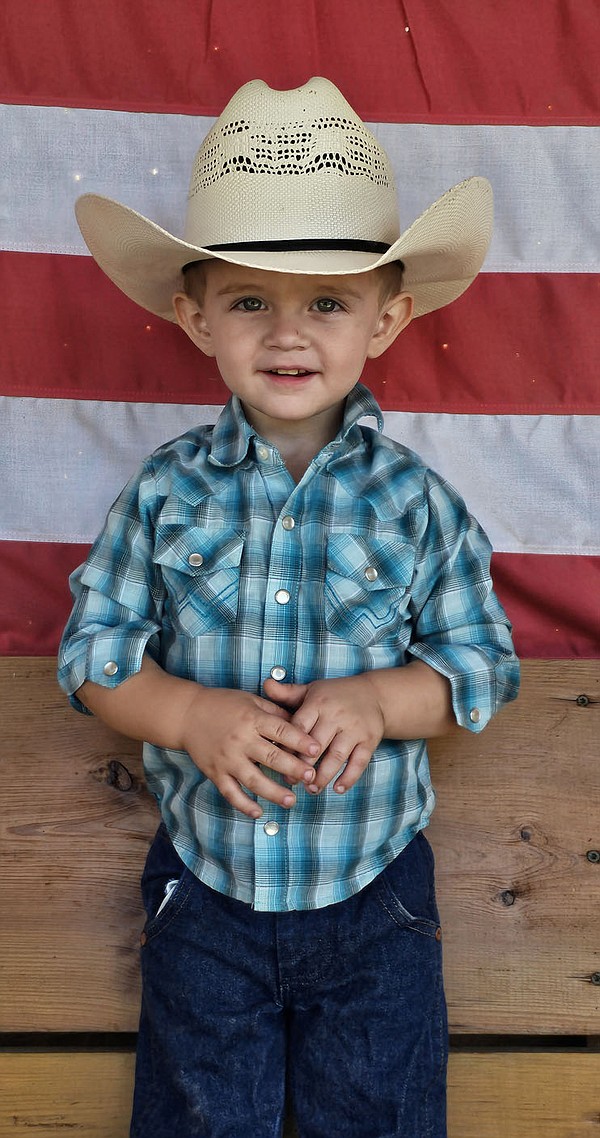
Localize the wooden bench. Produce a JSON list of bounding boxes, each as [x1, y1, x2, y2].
[[1, 658, 599, 1136]]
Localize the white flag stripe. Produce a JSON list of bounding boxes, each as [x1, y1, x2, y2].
[[384, 410, 599, 557], [2, 396, 597, 555], [1, 104, 598, 273]]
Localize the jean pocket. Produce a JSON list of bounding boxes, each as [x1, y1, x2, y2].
[[142, 867, 196, 942], [324, 532, 414, 646], [373, 834, 442, 940], [153, 523, 244, 636], [140, 824, 195, 941], [146, 870, 195, 936]]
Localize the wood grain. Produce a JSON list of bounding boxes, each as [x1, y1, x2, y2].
[[0, 1050, 135, 1138], [1, 659, 155, 1032], [2, 1049, 600, 1138], [429, 660, 600, 1033], [447, 1051, 600, 1138], [1, 658, 598, 1033]]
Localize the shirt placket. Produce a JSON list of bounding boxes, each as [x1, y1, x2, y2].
[[252, 455, 304, 910]]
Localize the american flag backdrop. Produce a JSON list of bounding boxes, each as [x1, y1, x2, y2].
[[1, 0, 598, 661]]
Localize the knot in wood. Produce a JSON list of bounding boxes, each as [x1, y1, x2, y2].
[[106, 759, 134, 792]]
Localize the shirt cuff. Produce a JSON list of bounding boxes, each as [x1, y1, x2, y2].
[[408, 642, 520, 733], [58, 627, 158, 714]]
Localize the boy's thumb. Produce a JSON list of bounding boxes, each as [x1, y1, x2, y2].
[[263, 678, 307, 708]]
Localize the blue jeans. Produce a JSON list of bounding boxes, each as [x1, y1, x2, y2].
[[130, 824, 448, 1138]]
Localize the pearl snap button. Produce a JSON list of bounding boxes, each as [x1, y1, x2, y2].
[[469, 708, 481, 724], [270, 666, 287, 681], [364, 566, 378, 582], [275, 589, 291, 605], [257, 445, 270, 461], [188, 552, 204, 567], [264, 821, 280, 836], [103, 661, 119, 676], [281, 515, 295, 530]]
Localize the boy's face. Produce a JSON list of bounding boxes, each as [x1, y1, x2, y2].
[[173, 261, 412, 445]]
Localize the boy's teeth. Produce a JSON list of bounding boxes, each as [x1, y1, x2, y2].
[[272, 368, 306, 375]]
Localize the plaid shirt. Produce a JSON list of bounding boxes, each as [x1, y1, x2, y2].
[[58, 385, 519, 911]]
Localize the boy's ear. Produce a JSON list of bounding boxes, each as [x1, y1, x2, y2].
[[367, 292, 414, 359], [172, 292, 216, 357]]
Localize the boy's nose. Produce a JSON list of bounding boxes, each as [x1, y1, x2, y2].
[[264, 311, 309, 349]]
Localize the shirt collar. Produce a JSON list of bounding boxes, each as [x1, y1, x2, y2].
[[339, 383, 384, 442], [208, 397, 256, 467], [208, 384, 384, 468]]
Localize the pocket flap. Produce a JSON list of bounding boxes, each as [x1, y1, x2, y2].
[[153, 524, 244, 576], [326, 533, 414, 590]]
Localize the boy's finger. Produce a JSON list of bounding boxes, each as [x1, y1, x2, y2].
[[218, 774, 265, 818], [231, 762, 307, 810], [265, 715, 320, 762], [219, 765, 299, 814], [260, 740, 317, 786], [306, 737, 350, 792], [263, 678, 309, 710], [332, 744, 374, 794]]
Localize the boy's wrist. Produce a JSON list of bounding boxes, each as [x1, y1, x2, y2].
[[77, 657, 203, 752], [358, 669, 395, 737], [136, 665, 221, 754], [359, 663, 455, 740]]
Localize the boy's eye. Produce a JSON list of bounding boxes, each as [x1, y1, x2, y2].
[[314, 297, 341, 313], [234, 296, 264, 311]]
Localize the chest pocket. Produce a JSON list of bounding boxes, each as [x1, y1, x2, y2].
[[324, 532, 415, 647], [153, 524, 244, 637]]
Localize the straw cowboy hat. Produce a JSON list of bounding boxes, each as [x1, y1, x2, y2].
[[75, 77, 493, 321]]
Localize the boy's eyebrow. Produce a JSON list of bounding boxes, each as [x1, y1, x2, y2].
[[311, 283, 365, 300], [214, 280, 367, 300], [215, 282, 267, 296]]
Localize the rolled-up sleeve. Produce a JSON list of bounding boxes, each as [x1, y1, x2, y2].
[[57, 460, 165, 713], [407, 471, 520, 731]]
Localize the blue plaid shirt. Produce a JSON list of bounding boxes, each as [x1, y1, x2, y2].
[[58, 385, 519, 911]]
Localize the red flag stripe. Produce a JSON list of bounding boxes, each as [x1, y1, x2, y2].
[[491, 554, 600, 660], [2, 253, 599, 415], [0, 541, 596, 660], [1, 0, 598, 123]]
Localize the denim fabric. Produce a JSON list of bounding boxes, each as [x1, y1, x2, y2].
[[130, 825, 448, 1138]]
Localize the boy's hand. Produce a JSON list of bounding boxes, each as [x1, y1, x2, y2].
[[179, 686, 320, 817], [263, 675, 385, 795]]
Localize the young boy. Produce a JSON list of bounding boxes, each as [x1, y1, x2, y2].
[[58, 78, 519, 1137]]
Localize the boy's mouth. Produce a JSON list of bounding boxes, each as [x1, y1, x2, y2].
[[268, 368, 311, 376]]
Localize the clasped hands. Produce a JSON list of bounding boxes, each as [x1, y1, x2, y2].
[[180, 674, 386, 819]]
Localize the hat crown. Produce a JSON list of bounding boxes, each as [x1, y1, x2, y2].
[[190, 78, 393, 192], [74, 77, 493, 321], [183, 78, 401, 248]]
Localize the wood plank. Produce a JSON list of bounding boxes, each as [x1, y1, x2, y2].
[[0, 1050, 135, 1138], [0, 659, 156, 1032], [428, 660, 600, 1034], [1, 658, 598, 1033], [2, 1049, 600, 1138], [447, 1051, 600, 1138]]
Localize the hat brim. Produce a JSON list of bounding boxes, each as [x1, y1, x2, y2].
[[75, 176, 492, 321]]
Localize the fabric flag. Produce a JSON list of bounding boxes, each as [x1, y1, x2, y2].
[[1, 0, 598, 659]]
